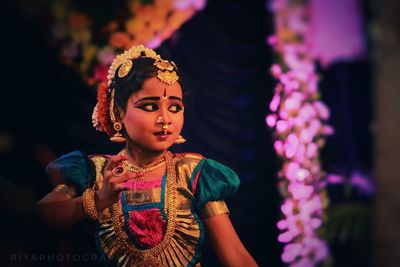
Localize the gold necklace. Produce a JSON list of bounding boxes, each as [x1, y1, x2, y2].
[[119, 150, 166, 173], [110, 151, 177, 265]]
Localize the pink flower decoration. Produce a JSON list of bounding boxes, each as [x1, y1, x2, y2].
[[282, 243, 302, 263], [296, 168, 310, 181], [299, 128, 313, 143], [286, 162, 300, 181], [277, 120, 289, 133], [277, 219, 288, 230], [271, 64, 282, 77], [284, 97, 301, 111], [289, 183, 314, 200], [306, 142, 318, 159], [278, 231, 293, 243], [270, 93, 281, 112], [322, 125, 335, 135], [281, 200, 294, 215], [267, 34, 278, 46], [313, 101, 330, 120], [310, 218, 322, 229], [274, 140, 284, 155], [266, 114, 278, 127]]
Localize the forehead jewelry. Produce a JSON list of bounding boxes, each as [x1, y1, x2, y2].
[[154, 59, 179, 85]]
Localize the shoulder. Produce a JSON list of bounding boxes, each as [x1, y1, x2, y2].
[[88, 154, 110, 167], [174, 152, 205, 161], [174, 152, 205, 169]]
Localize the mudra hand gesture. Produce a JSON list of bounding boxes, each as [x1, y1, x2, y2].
[[95, 154, 144, 211]]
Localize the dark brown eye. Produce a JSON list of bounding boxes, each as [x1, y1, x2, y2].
[[138, 103, 159, 112], [168, 104, 183, 113]]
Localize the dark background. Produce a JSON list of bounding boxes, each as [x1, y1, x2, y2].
[[0, 0, 373, 266]]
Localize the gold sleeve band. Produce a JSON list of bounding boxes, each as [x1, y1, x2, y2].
[[200, 200, 229, 219], [82, 188, 100, 221], [53, 184, 77, 199]]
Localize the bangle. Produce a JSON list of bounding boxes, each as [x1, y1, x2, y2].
[[82, 188, 100, 221]]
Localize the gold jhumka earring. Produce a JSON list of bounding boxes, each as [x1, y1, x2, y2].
[[109, 89, 126, 143], [175, 135, 186, 144]]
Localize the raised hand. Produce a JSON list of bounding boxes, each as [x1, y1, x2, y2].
[[95, 154, 143, 211]]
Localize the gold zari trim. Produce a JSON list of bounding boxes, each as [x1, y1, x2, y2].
[[53, 184, 77, 199], [124, 188, 161, 205], [200, 200, 229, 219], [110, 151, 177, 265]]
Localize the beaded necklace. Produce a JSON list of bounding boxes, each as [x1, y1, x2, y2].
[[118, 150, 166, 173]]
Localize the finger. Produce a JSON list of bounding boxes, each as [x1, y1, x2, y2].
[[111, 172, 144, 184], [112, 183, 128, 192], [105, 154, 127, 170], [103, 155, 127, 179]]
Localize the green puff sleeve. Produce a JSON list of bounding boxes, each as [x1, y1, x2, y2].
[[191, 159, 240, 212], [46, 151, 96, 196]]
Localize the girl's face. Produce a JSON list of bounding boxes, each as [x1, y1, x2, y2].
[[120, 76, 184, 152]]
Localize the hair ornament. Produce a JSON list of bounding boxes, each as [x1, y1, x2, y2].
[[107, 44, 161, 85], [154, 59, 174, 71], [118, 59, 133, 78]]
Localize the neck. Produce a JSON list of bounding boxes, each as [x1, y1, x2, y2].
[[124, 142, 166, 166]]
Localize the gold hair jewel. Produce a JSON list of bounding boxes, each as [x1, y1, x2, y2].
[[117, 59, 133, 78], [154, 59, 174, 71]]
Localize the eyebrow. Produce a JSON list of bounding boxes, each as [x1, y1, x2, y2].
[[134, 96, 183, 104]]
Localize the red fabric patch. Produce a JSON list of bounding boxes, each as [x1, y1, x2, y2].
[[127, 209, 166, 248], [192, 169, 202, 194]]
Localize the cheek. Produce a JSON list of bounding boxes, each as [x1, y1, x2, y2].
[[174, 114, 184, 132], [123, 112, 149, 134]]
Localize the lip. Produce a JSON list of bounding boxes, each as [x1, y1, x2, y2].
[[153, 131, 172, 139]]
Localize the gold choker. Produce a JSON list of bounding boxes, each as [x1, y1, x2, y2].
[[118, 150, 166, 173]]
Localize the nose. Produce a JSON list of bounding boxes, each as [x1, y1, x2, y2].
[[156, 108, 171, 127]]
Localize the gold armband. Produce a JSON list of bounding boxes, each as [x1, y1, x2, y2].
[[200, 200, 229, 219], [53, 184, 77, 199], [82, 188, 100, 221]]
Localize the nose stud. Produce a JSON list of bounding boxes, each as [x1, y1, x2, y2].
[[156, 116, 169, 134], [156, 116, 164, 124]]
